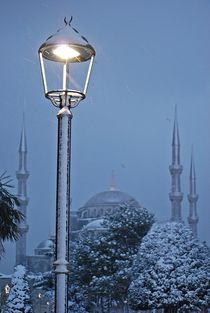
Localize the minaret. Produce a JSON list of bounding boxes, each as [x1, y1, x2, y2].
[[188, 151, 199, 237], [15, 121, 29, 266], [169, 106, 183, 222]]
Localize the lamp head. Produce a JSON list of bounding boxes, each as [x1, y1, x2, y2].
[[38, 18, 95, 108], [39, 18, 95, 63]]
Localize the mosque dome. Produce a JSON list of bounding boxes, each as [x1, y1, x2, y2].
[[37, 239, 54, 250], [78, 185, 140, 221], [85, 190, 139, 208], [83, 219, 105, 231], [34, 238, 54, 256]]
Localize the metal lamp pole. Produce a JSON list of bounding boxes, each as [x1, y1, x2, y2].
[[54, 101, 72, 313], [38, 18, 95, 313]]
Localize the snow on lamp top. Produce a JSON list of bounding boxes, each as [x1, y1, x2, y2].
[[39, 17, 96, 63]]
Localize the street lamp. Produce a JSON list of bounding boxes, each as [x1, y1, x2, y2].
[[38, 18, 95, 313]]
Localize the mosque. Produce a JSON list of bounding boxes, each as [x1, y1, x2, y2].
[[10, 109, 200, 271], [14, 121, 145, 273], [0, 110, 199, 312]]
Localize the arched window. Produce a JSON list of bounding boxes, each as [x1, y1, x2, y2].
[[83, 211, 88, 218]]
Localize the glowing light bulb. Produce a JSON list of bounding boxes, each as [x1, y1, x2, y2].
[[53, 45, 80, 60]]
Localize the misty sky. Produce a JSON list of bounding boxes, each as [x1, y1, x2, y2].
[[0, 0, 210, 273]]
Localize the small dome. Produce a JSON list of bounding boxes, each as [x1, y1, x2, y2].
[[37, 239, 53, 250], [84, 190, 140, 208], [84, 219, 105, 231]]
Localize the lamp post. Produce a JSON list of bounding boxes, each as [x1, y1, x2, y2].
[[38, 18, 95, 313]]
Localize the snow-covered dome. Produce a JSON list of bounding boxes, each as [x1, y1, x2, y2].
[[84, 190, 139, 208], [78, 186, 141, 221], [37, 239, 54, 250], [83, 219, 105, 231], [34, 238, 54, 256]]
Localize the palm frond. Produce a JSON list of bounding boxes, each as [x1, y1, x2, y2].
[[0, 173, 24, 241]]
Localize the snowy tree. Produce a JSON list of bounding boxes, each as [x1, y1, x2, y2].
[[72, 202, 154, 312], [31, 271, 54, 311], [128, 222, 210, 313], [68, 284, 89, 313], [5, 265, 32, 313], [32, 270, 54, 291]]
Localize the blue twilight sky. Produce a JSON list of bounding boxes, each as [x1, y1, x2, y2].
[[0, 0, 210, 273]]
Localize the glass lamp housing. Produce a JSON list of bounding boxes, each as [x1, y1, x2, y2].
[[38, 21, 95, 107]]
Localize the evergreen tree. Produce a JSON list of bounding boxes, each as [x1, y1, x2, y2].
[[32, 271, 54, 311], [128, 222, 210, 313], [5, 265, 32, 313], [72, 202, 154, 311], [68, 284, 89, 313], [32, 271, 54, 291]]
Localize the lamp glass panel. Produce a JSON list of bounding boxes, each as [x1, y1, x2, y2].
[[42, 58, 90, 94]]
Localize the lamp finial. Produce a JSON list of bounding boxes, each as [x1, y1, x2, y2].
[[64, 16, 73, 26]]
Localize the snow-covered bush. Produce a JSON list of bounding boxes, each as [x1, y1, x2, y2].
[[5, 265, 32, 313], [128, 222, 210, 312]]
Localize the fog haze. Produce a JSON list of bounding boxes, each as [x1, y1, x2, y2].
[[0, 0, 210, 273]]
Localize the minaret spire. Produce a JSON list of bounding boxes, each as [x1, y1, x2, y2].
[[169, 105, 183, 221], [15, 117, 29, 266], [188, 149, 199, 237], [172, 105, 180, 165], [19, 116, 27, 170], [19, 115, 27, 150]]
